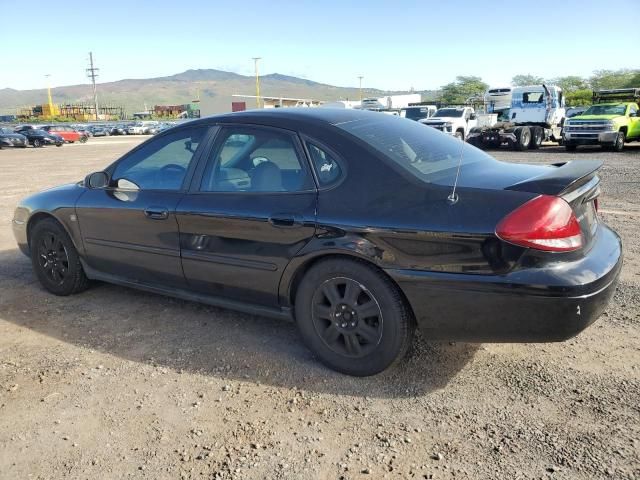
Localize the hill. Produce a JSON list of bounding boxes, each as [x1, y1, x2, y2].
[[0, 69, 433, 116]]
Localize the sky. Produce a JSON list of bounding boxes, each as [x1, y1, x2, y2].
[[0, 0, 637, 91]]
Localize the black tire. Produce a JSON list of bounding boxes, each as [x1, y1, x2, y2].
[[30, 218, 90, 296], [565, 144, 577, 152], [454, 130, 464, 141], [529, 126, 543, 149], [514, 126, 531, 151], [32, 138, 43, 148], [295, 258, 415, 376], [613, 131, 625, 152], [79, 136, 88, 144]]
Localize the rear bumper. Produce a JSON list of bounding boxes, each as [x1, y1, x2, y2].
[[386, 225, 622, 342]]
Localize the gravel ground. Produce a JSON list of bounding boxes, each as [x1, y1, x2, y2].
[[0, 137, 638, 480]]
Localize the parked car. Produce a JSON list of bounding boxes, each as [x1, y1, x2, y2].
[[565, 106, 588, 119], [127, 122, 146, 135], [11, 109, 622, 376], [0, 127, 28, 149], [14, 128, 63, 147], [89, 126, 110, 137], [41, 125, 84, 143], [110, 124, 128, 135]]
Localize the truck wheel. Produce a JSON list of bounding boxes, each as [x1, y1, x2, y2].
[[612, 131, 625, 152], [529, 127, 543, 149], [514, 127, 531, 151]]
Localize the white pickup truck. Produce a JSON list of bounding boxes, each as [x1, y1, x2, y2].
[[419, 106, 477, 140]]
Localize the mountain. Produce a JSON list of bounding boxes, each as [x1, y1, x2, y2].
[[0, 69, 433, 117]]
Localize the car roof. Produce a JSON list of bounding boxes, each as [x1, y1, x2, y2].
[[190, 107, 387, 129]]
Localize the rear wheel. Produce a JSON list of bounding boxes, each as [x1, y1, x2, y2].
[[32, 138, 42, 148], [529, 127, 543, 149], [514, 127, 531, 151], [30, 218, 90, 296], [79, 136, 88, 144], [295, 258, 414, 376]]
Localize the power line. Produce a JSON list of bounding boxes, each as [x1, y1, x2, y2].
[[87, 52, 100, 120]]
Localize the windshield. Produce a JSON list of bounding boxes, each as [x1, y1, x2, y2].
[[0, 127, 13, 134], [336, 114, 492, 181], [582, 104, 627, 116], [433, 108, 464, 118]]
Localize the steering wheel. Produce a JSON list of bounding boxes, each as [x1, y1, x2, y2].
[[155, 163, 187, 189]]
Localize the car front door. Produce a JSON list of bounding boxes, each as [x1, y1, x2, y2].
[[176, 125, 317, 307], [75, 125, 211, 287], [628, 104, 640, 140]]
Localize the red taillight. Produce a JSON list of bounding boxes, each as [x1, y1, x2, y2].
[[496, 195, 583, 252]]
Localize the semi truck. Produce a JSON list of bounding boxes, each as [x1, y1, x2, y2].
[[562, 88, 640, 152], [467, 85, 565, 150]]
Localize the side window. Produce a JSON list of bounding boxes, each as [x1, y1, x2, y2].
[[629, 105, 638, 116], [200, 127, 311, 193], [306, 142, 343, 187], [112, 126, 207, 191]]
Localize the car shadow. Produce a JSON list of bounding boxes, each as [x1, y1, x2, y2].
[[0, 248, 478, 399]]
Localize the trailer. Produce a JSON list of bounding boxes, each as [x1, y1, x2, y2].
[[467, 85, 565, 150]]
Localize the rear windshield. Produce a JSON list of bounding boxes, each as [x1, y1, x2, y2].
[[335, 114, 492, 181]]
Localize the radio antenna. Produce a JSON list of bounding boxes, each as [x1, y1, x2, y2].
[[447, 134, 466, 205]]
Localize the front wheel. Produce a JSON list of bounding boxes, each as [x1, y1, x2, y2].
[[30, 218, 90, 296], [79, 136, 88, 144], [295, 258, 414, 376], [454, 130, 464, 141], [613, 131, 625, 152]]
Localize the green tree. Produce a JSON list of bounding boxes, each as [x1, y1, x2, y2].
[[439, 76, 488, 104], [624, 72, 640, 88], [565, 89, 593, 106], [590, 69, 639, 90], [550, 75, 588, 92], [511, 74, 544, 86]]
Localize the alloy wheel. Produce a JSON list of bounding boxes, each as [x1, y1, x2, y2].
[[311, 277, 383, 358], [37, 232, 69, 285]]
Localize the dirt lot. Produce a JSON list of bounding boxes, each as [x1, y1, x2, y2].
[[0, 137, 639, 480]]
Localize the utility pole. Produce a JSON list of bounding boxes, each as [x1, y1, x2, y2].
[[252, 57, 262, 108], [357, 75, 364, 102], [45, 74, 54, 118], [87, 52, 100, 121]]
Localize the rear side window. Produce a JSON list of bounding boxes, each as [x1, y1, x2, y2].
[[335, 114, 493, 183], [200, 127, 312, 193], [306, 142, 343, 187]]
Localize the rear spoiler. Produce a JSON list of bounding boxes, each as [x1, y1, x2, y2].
[[506, 160, 603, 196]]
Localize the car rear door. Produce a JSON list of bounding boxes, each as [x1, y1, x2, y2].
[[75, 125, 212, 287], [175, 125, 317, 307]]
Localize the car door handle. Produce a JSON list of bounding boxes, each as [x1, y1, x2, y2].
[[269, 214, 301, 228], [144, 207, 169, 220]]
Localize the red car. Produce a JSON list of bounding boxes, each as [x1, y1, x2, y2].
[[41, 125, 85, 143]]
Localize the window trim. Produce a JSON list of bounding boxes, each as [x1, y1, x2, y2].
[[103, 125, 216, 193], [299, 133, 347, 191], [189, 123, 316, 195]]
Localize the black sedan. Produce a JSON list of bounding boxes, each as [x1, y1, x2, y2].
[[14, 127, 63, 147], [0, 127, 28, 148], [12, 109, 622, 376]]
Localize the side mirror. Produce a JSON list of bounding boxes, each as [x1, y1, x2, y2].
[[630, 112, 638, 118], [85, 171, 109, 189]]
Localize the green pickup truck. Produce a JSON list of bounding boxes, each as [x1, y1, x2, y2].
[[563, 88, 640, 151]]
